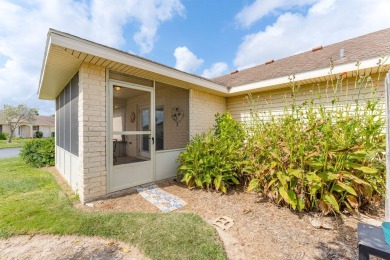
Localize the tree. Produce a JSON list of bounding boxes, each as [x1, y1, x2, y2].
[[0, 104, 37, 143]]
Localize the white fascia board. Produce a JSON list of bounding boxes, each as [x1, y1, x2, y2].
[[50, 32, 228, 94], [229, 57, 388, 94], [37, 36, 53, 97]]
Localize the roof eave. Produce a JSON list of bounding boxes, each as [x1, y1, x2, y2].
[[229, 57, 389, 95], [37, 30, 54, 99], [38, 30, 228, 100]]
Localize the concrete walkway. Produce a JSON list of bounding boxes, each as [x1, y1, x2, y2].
[[0, 148, 21, 158]]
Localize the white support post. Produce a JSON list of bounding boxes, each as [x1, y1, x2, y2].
[[385, 71, 390, 221]]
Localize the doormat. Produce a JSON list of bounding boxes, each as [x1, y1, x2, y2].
[[137, 184, 187, 213]]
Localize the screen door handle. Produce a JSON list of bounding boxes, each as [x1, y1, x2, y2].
[[149, 137, 154, 144]]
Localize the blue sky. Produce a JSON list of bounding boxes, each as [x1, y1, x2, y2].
[[0, 0, 389, 115]]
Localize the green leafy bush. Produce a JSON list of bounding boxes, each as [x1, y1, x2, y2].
[[178, 112, 246, 193], [179, 63, 386, 214], [245, 72, 386, 214], [20, 138, 55, 167], [35, 131, 43, 138], [0, 132, 7, 140]]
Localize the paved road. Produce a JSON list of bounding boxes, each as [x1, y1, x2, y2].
[[0, 148, 21, 158]]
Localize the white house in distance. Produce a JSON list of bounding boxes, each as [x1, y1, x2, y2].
[[38, 28, 390, 202], [0, 115, 55, 138]]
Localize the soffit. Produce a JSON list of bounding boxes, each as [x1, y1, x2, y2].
[[39, 30, 228, 100]]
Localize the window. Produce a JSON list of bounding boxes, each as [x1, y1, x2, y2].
[[0, 125, 2, 133], [33, 126, 39, 131]]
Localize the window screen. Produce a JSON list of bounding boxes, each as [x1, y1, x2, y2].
[[70, 73, 79, 156], [55, 72, 79, 156]]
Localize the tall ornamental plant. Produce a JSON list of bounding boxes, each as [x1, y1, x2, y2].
[[246, 61, 387, 214], [178, 112, 246, 193]]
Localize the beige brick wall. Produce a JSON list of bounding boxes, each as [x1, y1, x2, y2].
[[78, 63, 107, 202], [189, 89, 227, 136], [227, 73, 386, 122]]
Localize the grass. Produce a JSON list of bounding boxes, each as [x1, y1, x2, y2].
[[0, 157, 226, 260], [0, 139, 31, 149]]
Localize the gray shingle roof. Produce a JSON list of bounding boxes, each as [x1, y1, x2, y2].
[[35, 115, 54, 126], [212, 28, 390, 87], [0, 114, 54, 126]]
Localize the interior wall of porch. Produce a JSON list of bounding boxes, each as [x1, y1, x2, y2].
[[110, 72, 190, 158]]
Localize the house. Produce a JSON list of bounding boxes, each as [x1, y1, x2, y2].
[[0, 114, 55, 138], [38, 28, 390, 202]]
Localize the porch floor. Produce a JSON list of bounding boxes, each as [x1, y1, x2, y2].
[[113, 156, 147, 165]]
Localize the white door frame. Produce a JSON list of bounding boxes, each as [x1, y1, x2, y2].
[[107, 79, 155, 193], [139, 106, 151, 158]]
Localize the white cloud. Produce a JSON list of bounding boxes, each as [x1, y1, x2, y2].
[[235, 0, 317, 28], [234, 0, 390, 69], [174, 46, 204, 73], [0, 0, 184, 115], [174, 47, 228, 77], [202, 62, 229, 78], [90, 0, 184, 53]]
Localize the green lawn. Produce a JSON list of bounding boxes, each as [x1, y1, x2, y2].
[[0, 158, 226, 260], [0, 139, 30, 149]]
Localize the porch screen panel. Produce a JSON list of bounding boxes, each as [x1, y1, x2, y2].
[[55, 97, 59, 146], [55, 72, 79, 156], [59, 88, 65, 149], [70, 73, 79, 156], [64, 82, 71, 152]]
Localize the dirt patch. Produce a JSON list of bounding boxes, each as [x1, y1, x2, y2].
[[87, 179, 383, 260], [0, 235, 148, 260]]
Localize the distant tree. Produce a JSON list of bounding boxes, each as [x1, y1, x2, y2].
[[0, 104, 37, 143]]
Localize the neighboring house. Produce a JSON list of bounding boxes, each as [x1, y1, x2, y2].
[[0, 115, 55, 138], [38, 28, 390, 202]]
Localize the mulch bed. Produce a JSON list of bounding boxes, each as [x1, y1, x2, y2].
[[85, 178, 384, 260]]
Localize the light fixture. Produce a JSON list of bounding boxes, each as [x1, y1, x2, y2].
[[114, 86, 122, 91]]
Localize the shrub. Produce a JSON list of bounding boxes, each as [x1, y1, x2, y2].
[[179, 63, 386, 215], [20, 138, 55, 167], [245, 72, 386, 214], [178, 112, 246, 193], [35, 131, 43, 138], [0, 132, 6, 140]]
